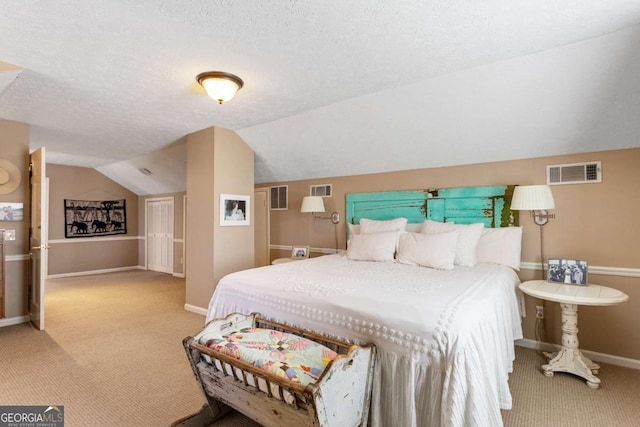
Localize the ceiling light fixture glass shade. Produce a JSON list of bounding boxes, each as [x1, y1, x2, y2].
[[196, 71, 244, 104], [300, 196, 325, 213]]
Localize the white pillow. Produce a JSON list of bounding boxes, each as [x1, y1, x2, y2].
[[421, 219, 456, 233], [421, 220, 484, 267], [476, 226, 523, 270], [346, 231, 398, 262], [397, 231, 458, 270], [359, 217, 408, 234], [350, 222, 421, 237]]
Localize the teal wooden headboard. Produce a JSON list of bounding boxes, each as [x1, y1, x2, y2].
[[346, 185, 518, 229]]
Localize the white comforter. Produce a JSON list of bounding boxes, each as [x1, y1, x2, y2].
[[206, 255, 523, 427]]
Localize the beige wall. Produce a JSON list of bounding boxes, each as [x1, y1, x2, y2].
[[138, 192, 186, 276], [185, 126, 255, 310], [47, 164, 139, 276], [262, 148, 640, 360], [0, 119, 30, 319], [212, 127, 255, 284]]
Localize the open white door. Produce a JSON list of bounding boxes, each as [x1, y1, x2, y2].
[[29, 147, 48, 330]]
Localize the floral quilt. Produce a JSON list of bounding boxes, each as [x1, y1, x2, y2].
[[200, 327, 337, 386]]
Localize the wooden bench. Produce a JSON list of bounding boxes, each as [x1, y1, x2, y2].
[[173, 312, 376, 427]]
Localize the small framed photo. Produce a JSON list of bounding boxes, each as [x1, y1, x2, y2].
[[0, 202, 24, 221], [548, 258, 588, 286], [220, 194, 250, 226], [291, 245, 310, 259]]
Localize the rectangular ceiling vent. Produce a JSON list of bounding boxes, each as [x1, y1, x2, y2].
[[547, 161, 601, 185], [310, 184, 332, 197], [270, 185, 288, 210]]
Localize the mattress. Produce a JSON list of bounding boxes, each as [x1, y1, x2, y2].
[[206, 254, 523, 427]]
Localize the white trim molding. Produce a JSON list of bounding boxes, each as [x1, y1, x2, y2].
[[184, 304, 207, 316], [270, 244, 339, 255], [516, 339, 640, 371], [172, 273, 185, 278], [270, 248, 640, 277], [49, 235, 142, 244], [6, 254, 30, 262], [0, 315, 29, 328], [47, 265, 145, 279], [518, 262, 639, 278]]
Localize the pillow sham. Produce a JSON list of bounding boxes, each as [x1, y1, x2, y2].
[[397, 231, 458, 270], [347, 223, 360, 237], [421, 219, 456, 233], [421, 219, 484, 267], [359, 217, 408, 234], [349, 222, 423, 236], [475, 226, 523, 270], [346, 231, 398, 262]]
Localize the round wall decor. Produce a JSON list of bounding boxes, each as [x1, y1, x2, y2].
[[0, 159, 22, 195]]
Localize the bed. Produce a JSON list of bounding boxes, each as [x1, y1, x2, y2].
[[205, 185, 524, 427]]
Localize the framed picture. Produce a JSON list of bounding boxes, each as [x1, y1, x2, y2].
[[548, 258, 588, 286], [0, 202, 23, 221], [220, 194, 250, 226], [291, 245, 309, 259], [64, 199, 127, 238]]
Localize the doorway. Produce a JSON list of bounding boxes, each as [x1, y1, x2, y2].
[[254, 188, 269, 267], [146, 197, 174, 274]]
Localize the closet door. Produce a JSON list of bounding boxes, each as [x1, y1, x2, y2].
[[146, 198, 174, 274]]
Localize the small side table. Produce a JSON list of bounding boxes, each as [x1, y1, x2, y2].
[[519, 280, 628, 389], [271, 257, 304, 265]]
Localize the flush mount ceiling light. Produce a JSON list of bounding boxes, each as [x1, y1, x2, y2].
[[196, 71, 244, 104]]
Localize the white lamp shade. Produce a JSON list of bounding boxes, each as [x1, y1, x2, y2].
[[511, 185, 555, 210], [300, 196, 325, 213]]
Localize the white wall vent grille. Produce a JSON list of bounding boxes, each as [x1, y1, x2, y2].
[[270, 185, 288, 210], [547, 161, 601, 185], [310, 184, 332, 197]]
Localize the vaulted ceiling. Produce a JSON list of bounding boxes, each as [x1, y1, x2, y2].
[[1, 1, 639, 194]]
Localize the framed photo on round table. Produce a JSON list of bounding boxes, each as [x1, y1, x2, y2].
[[548, 258, 588, 285]]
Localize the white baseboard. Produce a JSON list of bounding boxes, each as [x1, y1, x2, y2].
[[516, 338, 640, 370], [172, 273, 185, 278], [0, 315, 29, 328], [47, 265, 145, 279], [184, 304, 207, 316]]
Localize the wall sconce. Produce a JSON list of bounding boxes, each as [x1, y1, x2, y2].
[[196, 71, 244, 104], [511, 184, 556, 279], [300, 196, 340, 224], [510, 185, 556, 225], [301, 196, 341, 254]]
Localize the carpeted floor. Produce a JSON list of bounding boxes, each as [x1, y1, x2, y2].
[[0, 271, 207, 426], [1, 271, 639, 426]]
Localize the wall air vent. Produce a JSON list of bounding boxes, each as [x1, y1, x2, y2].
[[547, 161, 601, 185], [270, 185, 288, 210], [310, 184, 332, 197]]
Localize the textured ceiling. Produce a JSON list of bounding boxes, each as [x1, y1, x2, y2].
[[1, 1, 640, 193]]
